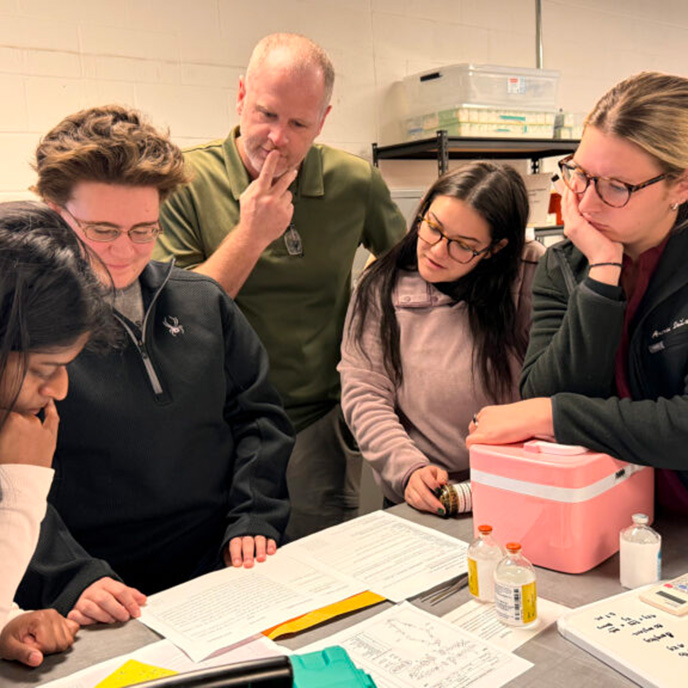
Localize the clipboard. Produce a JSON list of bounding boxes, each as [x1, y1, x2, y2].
[[557, 587, 688, 688]]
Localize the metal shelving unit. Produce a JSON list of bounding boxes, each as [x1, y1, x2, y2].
[[372, 130, 580, 176]]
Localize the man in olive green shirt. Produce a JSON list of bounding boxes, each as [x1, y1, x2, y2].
[[155, 33, 406, 540]]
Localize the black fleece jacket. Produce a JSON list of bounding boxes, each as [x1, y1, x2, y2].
[[17, 261, 294, 614], [521, 210, 688, 491]]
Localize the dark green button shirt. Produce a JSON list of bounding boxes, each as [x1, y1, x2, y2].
[[156, 127, 406, 431]]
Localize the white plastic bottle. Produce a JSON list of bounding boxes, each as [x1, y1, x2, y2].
[[619, 513, 661, 589], [494, 542, 538, 627], [467, 525, 505, 602]]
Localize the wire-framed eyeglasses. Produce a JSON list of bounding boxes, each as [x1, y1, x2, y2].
[[558, 155, 668, 209], [62, 206, 163, 243], [417, 214, 493, 264]]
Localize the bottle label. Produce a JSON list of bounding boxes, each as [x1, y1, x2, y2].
[[468, 557, 479, 597], [620, 539, 661, 588], [495, 580, 537, 624], [521, 581, 537, 624]]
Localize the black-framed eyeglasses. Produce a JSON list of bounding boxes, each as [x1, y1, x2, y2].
[[417, 214, 492, 264], [558, 154, 668, 209], [62, 206, 163, 244]]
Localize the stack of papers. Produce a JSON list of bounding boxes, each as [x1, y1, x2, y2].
[[139, 511, 469, 660], [43, 511, 575, 688]]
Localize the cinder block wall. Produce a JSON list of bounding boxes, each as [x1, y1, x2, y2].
[[1, 0, 687, 201]]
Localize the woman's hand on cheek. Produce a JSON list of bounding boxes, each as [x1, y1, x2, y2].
[[0, 399, 59, 468], [561, 189, 623, 265]]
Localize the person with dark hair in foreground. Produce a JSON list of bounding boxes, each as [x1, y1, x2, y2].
[[0, 201, 111, 665]]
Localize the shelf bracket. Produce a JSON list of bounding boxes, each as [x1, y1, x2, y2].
[[437, 130, 449, 176]]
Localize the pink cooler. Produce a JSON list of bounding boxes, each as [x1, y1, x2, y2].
[[470, 441, 654, 574]]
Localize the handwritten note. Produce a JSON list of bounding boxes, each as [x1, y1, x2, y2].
[[299, 602, 532, 688], [558, 587, 688, 688]]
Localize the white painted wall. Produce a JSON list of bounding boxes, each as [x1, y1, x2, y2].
[[1, 0, 687, 201]]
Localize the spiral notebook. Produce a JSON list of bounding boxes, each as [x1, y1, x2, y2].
[[557, 586, 688, 688]]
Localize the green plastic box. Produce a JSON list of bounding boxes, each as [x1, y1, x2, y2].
[[291, 646, 376, 687]]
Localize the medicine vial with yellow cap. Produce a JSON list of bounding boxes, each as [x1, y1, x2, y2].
[[467, 525, 505, 603], [494, 542, 538, 627]]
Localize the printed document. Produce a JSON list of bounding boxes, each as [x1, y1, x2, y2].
[[443, 597, 569, 652], [299, 601, 532, 688], [286, 510, 468, 602], [138, 550, 365, 661]]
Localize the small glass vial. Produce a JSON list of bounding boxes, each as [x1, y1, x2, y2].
[[438, 481, 472, 517], [467, 525, 505, 603], [494, 542, 538, 627], [619, 513, 661, 589]]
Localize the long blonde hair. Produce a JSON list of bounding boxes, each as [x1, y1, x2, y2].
[[586, 71, 688, 178]]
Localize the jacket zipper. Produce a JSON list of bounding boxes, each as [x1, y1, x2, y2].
[[113, 265, 173, 397]]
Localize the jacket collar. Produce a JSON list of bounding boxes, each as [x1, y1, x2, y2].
[[393, 270, 456, 308], [222, 126, 324, 201], [640, 221, 688, 309], [139, 259, 175, 294]]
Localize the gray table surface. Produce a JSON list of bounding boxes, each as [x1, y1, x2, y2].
[[1, 505, 685, 687]]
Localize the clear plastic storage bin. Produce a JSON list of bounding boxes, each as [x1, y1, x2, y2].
[[405, 106, 555, 141], [403, 63, 560, 116]]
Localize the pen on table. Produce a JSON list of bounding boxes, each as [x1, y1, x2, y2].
[[419, 573, 469, 606]]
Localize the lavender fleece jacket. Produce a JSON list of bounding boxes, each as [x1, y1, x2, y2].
[[339, 242, 544, 503]]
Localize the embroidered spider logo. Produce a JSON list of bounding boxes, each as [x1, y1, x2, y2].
[[163, 316, 185, 336]]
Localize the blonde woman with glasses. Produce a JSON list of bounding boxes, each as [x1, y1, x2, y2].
[[467, 72, 688, 516], [339, 162, 544, 515]]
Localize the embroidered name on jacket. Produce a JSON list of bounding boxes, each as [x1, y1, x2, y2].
[[649, 317, 688, 353], [651, 317, 688, 340], [163, 316, 185, 336]]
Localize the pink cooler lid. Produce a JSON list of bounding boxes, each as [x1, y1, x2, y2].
[[469, 441, 628, 488]]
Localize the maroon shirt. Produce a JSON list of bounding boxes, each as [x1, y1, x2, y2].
[[614, 236, 688, 514]]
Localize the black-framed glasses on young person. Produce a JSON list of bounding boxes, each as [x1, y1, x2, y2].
[[61, 206, 163, 243], [557, 154, 668, 209], [417, 214, 492, 264]]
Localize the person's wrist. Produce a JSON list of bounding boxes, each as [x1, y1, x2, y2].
[[532, 398, 554, 437], [233, 220, 274, 254], [587, 262, 622, 286]]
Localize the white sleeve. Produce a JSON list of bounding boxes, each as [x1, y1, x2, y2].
[[0, 464, 54, 630]]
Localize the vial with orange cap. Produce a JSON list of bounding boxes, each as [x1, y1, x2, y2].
[[467, 525, 505, 603], [494, 542, 538, 627]]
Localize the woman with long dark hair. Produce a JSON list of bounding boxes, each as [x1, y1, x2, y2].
[[0, 201, 110, 666], [339, 162, 544, 514]]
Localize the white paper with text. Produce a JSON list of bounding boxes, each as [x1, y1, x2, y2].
[[138, 551, 365, 661], [285, 510, 468, 602], [299, 602, 532, 688]]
